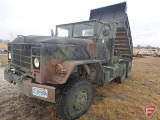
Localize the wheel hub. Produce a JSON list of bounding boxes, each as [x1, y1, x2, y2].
[[73, 90, 87, 111]]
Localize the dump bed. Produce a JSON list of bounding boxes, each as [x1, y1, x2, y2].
[[90, 2, 133, 60]]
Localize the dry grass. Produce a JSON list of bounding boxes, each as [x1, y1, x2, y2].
[[0, 56, 160, 120], [0, 54, 8, 65], [78, 56, 160, 120], [0, 43, 7, 50]]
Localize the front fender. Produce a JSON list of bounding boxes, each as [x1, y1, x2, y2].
[[52, 60, 102, 84]]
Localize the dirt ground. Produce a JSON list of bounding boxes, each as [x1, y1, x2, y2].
[[0, 56, 160, 120]]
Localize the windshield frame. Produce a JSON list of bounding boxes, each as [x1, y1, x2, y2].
[[55, 20, 97, 38]]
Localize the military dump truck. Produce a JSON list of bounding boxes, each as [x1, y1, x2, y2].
[[4, 2, 133, 120]]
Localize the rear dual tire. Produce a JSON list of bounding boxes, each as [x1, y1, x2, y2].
[[125, 61, 132, 78], [115, 61, 132, 83], [115, 63, 126, 83]]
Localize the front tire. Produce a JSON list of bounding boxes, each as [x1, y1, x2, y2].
[[57, 77, 93, 120]]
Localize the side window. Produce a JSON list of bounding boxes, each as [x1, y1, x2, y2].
[[82, 29, 94, 36], [56, 25, 73, 37], [97, 23, 110, 39]]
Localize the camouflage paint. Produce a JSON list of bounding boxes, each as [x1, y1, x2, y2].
[[4, 19, 132, 103]]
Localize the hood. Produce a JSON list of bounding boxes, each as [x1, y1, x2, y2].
[[11, 35, 92, 46]]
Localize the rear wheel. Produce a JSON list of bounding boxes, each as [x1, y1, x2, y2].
[[57, 77, 93, 120], [115, 63, 126, 83], [125, 61, 132, 78], [120, 61, 132, 78]]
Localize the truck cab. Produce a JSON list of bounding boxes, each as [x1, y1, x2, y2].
[[56, 20, 109, 39]]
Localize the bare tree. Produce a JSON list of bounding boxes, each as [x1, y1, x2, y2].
[[137, 45, 141, 49], [145, 45, 152, 49], [10, 32, 15, 39]]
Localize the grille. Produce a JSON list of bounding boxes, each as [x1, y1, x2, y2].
[[12, 44, 32, 69]]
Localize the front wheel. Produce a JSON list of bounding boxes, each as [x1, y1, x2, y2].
[[57, 77, 93, 120]]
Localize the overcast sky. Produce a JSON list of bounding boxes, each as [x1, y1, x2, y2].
[[0, 0, 160, 47]]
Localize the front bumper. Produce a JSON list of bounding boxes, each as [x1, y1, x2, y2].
[[4, 67, 56, 103]]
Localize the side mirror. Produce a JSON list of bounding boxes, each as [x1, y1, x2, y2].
[[102, 29, 110, 36], [51, 29, 54, 36]]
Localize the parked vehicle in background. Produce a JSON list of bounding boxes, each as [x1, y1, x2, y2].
[[138, 51, 152, 56], [153, 52, 160, 57]]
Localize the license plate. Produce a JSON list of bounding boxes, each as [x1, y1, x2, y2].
[[32, 87, 48, 98]]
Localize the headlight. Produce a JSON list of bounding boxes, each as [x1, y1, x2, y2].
[[8, 53, 11, 59], [34, 58, 40, 68]]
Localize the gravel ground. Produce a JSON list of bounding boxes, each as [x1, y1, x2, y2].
[[0, 56, 160, 120]]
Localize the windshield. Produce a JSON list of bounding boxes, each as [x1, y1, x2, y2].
[[56, 21, 95, 37], [73, 22, 95, 37], [56, 25, 73, 37]]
